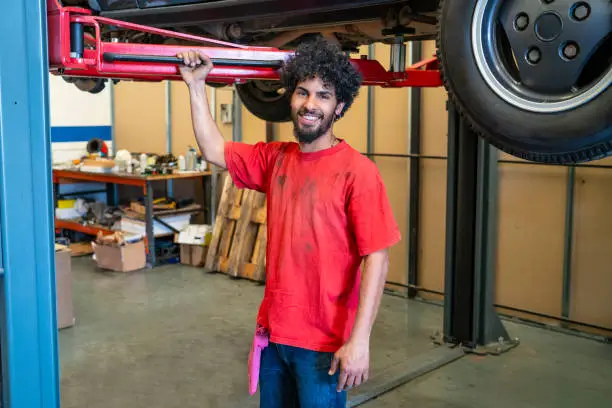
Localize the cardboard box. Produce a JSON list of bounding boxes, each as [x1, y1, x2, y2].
[[175, 224, 212, 246], [55, 244, 75, 329], [92, 239, 146, 272], [180, 244, 208, 266], [175, 224, 211, 266]]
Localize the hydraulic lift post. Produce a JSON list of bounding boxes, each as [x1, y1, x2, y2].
[[443, 102, 519, 354], [1, 0, 60, 407]]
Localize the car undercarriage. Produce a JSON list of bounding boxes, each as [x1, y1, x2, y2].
[[63, 0, 440, 49]]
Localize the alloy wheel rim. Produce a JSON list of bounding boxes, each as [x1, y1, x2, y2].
[[471, 0, 611, 113]]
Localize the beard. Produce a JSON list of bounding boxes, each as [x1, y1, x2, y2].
[[291, 107, 336, 144]]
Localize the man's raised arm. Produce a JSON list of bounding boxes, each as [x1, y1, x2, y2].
[[178, 50, 227, 169]]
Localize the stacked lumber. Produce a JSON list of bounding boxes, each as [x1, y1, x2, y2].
[[204, 173, 267, 282]]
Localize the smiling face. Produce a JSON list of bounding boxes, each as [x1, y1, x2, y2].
[[290, 76, 345, 144]]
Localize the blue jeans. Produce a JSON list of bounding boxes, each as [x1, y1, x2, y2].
[[259, 342, 347, 408]]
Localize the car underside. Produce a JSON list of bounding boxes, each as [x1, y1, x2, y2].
[[62, 0, 440, 49], [56, 0, 611, 164]]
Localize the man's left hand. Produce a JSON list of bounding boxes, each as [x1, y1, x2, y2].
[[329, 339, 370, 392]]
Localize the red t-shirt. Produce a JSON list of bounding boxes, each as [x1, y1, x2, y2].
[[224, 139, 401, 352]]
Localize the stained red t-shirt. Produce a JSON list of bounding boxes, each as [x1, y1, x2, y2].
[[224, 139, 401, 352]]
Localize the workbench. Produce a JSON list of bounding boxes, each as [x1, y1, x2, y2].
[[53, 168, 213, 267]]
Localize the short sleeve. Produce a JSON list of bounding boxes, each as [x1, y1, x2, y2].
[[348, 167, 401, 256], [224, 141, 280, 192]]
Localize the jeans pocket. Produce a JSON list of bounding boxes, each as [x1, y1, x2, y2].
[[314, 351, 334, 371]]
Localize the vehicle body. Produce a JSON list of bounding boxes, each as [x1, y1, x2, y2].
[[58, 0, 611, 163]]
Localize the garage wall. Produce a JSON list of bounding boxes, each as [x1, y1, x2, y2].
[[169, 82, 239, 155], [418, 40, 448, 295], [495, 158, 567, 318], [570, 157, 612, 330], [112, 42, 612, 332], [494, 157, 612, 332], [116, 81, 252, 156], [49, 74, 113, 163], [113, 81, 167, 155]]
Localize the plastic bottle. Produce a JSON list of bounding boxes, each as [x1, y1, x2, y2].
[[139, 153, 147, 172], [178, 155, 186, 171]]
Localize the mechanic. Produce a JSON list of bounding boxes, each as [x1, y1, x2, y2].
[[177, 37, 401, 408]]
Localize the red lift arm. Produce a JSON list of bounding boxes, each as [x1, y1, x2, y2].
[[46, 0, 442, 88]]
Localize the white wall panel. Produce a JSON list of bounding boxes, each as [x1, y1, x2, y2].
[[48, 74, 112, 127]]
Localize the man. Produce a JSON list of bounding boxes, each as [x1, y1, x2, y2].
[[178, 37, 401, 408]]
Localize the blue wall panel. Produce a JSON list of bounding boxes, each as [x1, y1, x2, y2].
[[51, 125, 112, 143]]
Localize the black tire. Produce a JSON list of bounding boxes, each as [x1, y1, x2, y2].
[[235, 80, 291, 122], [437, 0, 612, 163], [63, 77, 107, 94]]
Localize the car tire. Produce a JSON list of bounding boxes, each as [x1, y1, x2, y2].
[[63, 77, 107, 94], [437, 0, 612, 163], [235, 80, 291, 122]]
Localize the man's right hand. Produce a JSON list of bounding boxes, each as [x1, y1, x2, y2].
[[177, 50, 214, 88]]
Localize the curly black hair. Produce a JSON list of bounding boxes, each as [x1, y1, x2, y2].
[[280, 37, 363, 119]]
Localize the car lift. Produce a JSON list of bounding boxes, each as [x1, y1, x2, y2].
[[46, 0, 442, 89], [1, 1, 515, 407]]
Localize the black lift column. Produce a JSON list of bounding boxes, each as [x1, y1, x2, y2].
[[442, 102, 519, 354]]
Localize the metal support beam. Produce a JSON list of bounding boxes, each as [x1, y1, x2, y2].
[[109, 80, 119, 204], [443, 102, 518, 354], [265, 122, 278, 143], [145, 182, 156, 268], [110, 81, 117, 151], [562, 166, 576, 320], [366, 44, 375, 161], [390, 36, 407, 73], [165, 80, 174, 197], [407, 41, 422, 299], [0, 0, 60, 406], [232, 87, 243, 142]]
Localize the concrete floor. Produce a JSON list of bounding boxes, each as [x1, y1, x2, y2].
[[59, 258, 612, 408]]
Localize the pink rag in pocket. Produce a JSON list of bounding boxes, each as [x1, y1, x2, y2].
[[248, 325, 269, 395]]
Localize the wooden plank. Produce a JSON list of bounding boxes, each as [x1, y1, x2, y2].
[[226, 189, 256, 277], [246, 197, 267, 282], [203, 173, 235, 273], [227, 190, 266, 278], [241, 216, 267, 282], [204, 173, 268, 282], [216, 191, 241, 273]]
